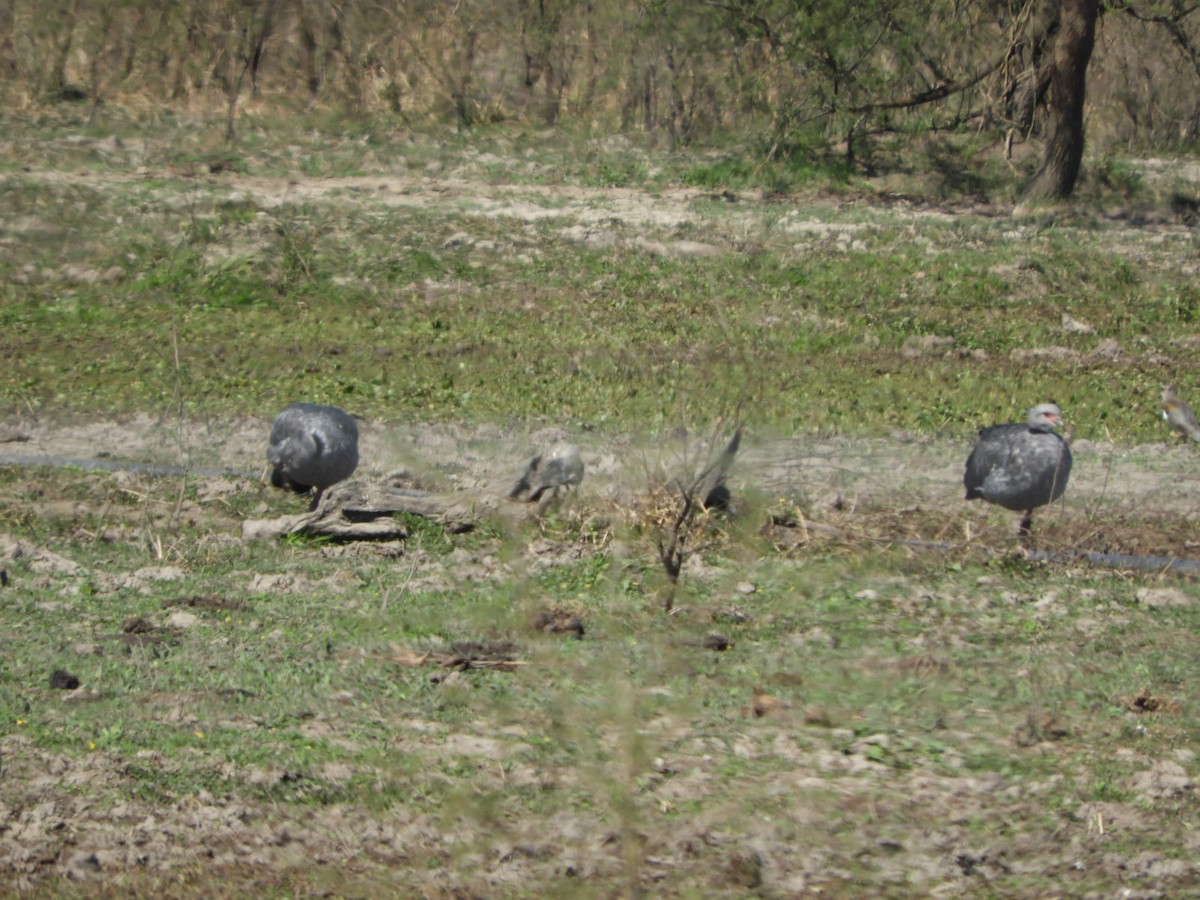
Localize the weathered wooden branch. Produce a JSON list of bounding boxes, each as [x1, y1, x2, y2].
[[242, 479, 503, 541]]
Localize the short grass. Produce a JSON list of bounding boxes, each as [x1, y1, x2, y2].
[[3, 110, 1200, 895], [2, 465, 1199, 895], [2, 108, 1199, 441]]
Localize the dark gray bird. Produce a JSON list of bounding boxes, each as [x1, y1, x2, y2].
[[1161, 385, 1200, 442], [696, 426, 743, 510], [964, 403, 1072, 536], [267, 403, 359, 507], [509, 443, 584, 503]]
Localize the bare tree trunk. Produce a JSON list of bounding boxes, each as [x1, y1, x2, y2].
[[1007, 0, 1059, 135], [1188, 96, 1200, 144], [85, 5, 119, 123], [454, 28, 479, 125], [1022, 0, 1098, 203], [248, 0, 277, 98], [0, 0, 17, 78], [518, 0, 573, 126], [297, 3, 322, 108], [226, 63, 247, 139], [663, 48, 686, 147], [50, 0, 81, 98], [222, 0, 279, 140], [578, 1, 600, 116], [642, 63, 656, 133]]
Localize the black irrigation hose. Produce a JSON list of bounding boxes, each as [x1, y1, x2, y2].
[[883, 537, 1200, 575]]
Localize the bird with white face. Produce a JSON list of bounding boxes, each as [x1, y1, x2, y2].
[[267, 403, 359, 508], [964, 403, 1072, 537], [1161, 385, 1200, 443]]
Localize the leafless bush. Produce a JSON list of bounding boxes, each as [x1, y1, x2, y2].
[[624, 425, 742, 613], [0, 2, 1197, 159]]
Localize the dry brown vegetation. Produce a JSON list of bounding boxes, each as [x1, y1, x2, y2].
[[3, 1, 1200, 159]]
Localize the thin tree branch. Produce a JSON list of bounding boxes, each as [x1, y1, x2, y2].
[[1114, 1, 1200, 77], [847, 42, 1016, 114]]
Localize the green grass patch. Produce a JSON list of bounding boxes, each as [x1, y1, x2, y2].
[[4, 119, 1200, 895]]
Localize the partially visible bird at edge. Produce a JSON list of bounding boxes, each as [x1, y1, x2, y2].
[[695, 425, 743, 511], [1161, 385, 1200, 442]]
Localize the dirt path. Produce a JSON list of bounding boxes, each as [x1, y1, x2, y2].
[[3, 414, 1199, 550]]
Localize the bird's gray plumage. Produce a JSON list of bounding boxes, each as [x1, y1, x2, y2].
[[268, 403, 359, 503], [697, 426, 743, 510], [964, 403, 1072, 535], [509, 443, 584, 502], [1161, 385, 1200, 442]]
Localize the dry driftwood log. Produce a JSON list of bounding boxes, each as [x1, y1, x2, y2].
[[242, 479, 503, 541]]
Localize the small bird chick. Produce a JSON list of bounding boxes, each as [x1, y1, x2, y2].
[[509, 443, 584, 502]]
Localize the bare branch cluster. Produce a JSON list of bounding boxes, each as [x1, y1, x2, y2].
[[1, 2, 1197, 186]]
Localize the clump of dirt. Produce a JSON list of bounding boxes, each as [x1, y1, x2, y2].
[[163, 594, 249, 612], [109, 616, 180, 649], [530, 605, 585, 638], [371, 640, 526, 675], [1013, 712, 1073, 747], [445, 639, 521, 665], [48, 669, 80, 690], [695, 632, 733, 651], [1125, 688, 1183, 715]]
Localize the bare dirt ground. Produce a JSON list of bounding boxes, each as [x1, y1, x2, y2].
[[4, 725, 1195, 897], [3, 413, 1200, 551]]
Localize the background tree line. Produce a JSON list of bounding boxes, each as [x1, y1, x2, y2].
[[1, 1, 1198, 197]]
